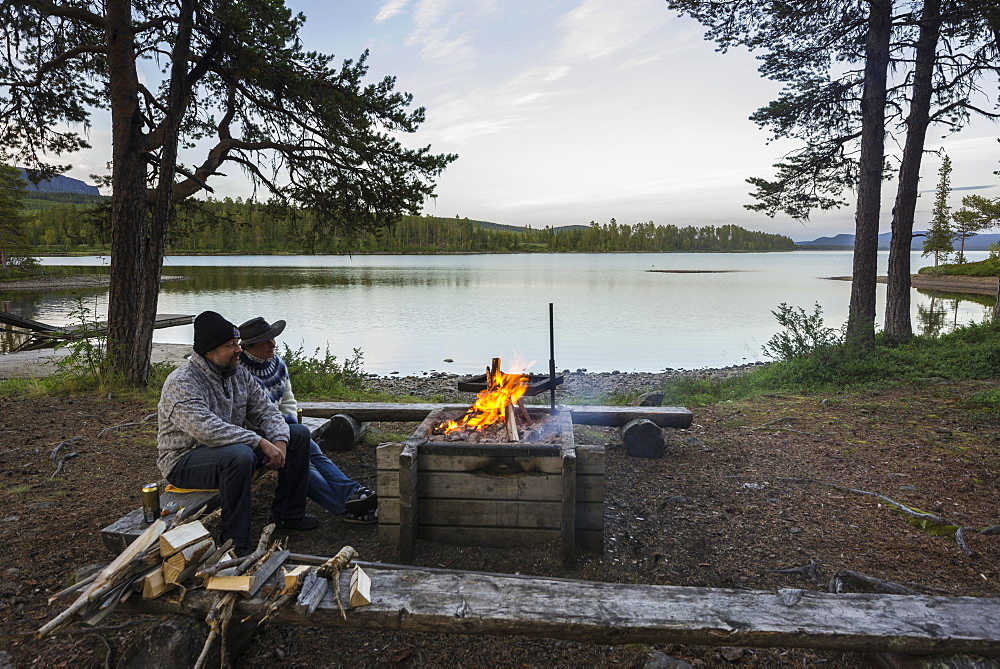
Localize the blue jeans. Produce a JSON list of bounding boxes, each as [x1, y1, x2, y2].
[[281, 415, 360, 516], [166, 422, 311, 551], [308, 440, 362, 515]]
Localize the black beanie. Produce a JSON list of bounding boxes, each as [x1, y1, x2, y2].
[[193, 311, 240, 356]]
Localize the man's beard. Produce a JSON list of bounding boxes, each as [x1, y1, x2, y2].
[[219, 353, 240, 370]]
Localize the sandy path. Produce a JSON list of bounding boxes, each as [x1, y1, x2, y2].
[[0, 342, 190, 379]]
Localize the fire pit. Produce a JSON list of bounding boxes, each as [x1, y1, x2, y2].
[[376, 359, 604, 563]]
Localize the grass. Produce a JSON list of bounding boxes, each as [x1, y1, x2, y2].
[[918, 257, 1000, 277], [660, 320, 1000, 408], [0, 341, 427, 405]]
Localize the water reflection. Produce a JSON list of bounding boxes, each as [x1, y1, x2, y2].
[[914, 289, 994, 337], [3, 253, 997, 371], [160, 266, 476, 292]]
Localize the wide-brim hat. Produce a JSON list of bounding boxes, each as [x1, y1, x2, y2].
[[238, 317, 286, 345]]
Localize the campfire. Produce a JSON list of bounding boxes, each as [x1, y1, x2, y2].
[[433, 358, 541, 443]]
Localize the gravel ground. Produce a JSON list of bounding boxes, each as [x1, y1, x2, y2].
[[363, 364, 767, 403]]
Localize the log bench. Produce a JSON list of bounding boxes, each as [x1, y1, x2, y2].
[[298, 401, 694, 428], [120, 555, 1000, 658]]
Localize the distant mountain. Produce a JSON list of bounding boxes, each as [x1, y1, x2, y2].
[[470, 220, 590, 234], [796, 231, 1000, 251], [17, 168, 100, 196]]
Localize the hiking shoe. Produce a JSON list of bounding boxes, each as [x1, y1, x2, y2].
[[341, 508, 378, 524], [271, 514, 319, 531], [345, 486, 378, 514]]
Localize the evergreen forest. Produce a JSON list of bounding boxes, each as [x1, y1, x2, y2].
[[21, 195, 796, 254]]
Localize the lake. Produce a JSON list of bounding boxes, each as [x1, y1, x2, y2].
[[2, 251, 992, 375]]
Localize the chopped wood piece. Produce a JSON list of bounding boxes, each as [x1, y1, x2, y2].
[[142, 566, 166, 599], [205, 549, 289, 595], [164, 538, 216, 585], [295, 570, 328, 617], [159, 520, 211, 558], [349, 565, 371, 608], [283, 565, 311, 592], [205, 568, 251, 593]]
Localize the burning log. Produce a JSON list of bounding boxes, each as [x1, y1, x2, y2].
[[435, 357, 530, 438], [505, 401, 519, 442]]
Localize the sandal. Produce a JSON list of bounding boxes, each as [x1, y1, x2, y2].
[[345, 486, 378, 513], [341, 508, 378, 524]]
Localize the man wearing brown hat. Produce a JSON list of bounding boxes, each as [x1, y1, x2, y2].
[[157, 310, 317, 557]]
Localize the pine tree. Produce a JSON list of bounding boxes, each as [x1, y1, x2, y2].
[[922, 153, 954, 266], [0, 164, 31, 273]]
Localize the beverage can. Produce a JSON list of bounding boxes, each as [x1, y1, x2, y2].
[[141, 482, 160, 523]]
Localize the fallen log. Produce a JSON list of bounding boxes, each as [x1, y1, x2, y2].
[[122, 561, 1000, 657]]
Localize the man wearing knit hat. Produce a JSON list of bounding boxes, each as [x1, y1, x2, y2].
[[157, 310, 316, 557]]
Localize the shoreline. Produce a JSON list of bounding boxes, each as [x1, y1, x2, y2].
[[0, 342, 765, 396], [0, 275, 190, 291], [5, 272, 995, 294], [827, 274, 1000, 296]]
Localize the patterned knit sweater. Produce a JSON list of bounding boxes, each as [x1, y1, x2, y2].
[[239, 351, 298, 417]]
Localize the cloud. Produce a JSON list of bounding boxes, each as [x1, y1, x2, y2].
[[556, 0, 668, 63], [375, 0, 410, 22], [402, 0, 503, 65]]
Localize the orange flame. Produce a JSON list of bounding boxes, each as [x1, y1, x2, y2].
[[439, 367, 529, 434]]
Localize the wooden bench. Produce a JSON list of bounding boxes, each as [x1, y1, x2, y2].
[[101, 418, 331, 553], [298, 401, 694, 428]]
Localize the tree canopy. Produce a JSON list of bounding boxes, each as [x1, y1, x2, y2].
[[0, 0, 456, 383], [665, 0, 1000, 346]]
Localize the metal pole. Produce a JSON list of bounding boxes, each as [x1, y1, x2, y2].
[[549, 303, 556, 411]]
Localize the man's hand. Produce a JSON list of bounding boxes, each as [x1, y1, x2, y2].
[[259, 438, 287, 469]]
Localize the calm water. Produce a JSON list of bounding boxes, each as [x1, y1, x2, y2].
[[2, 251, 991, 375]]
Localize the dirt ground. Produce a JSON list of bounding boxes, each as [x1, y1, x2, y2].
[[1, 379, 999, 667]]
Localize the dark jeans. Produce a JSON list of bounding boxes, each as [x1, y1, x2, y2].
[[167, 423, 312, 550]]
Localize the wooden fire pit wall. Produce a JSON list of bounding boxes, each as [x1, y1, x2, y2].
[[376, 408, 604, 563]]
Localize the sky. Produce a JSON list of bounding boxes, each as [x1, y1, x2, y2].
[[63, 0, 1000, 242]]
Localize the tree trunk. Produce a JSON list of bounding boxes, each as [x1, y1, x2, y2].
[[104, 0, 194, 386], [885, 0, 941, 342], [847, 0, 892, 351], [104, 0, 153, 385]]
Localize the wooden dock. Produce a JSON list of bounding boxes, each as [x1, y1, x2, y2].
[[0, 312, 192, 351]]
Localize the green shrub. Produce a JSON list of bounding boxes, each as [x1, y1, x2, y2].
[[762, 302, 842, 361], [279, 343, 367, 398], [660, 319, 1000, 406], [917, 258, 1000, 277]]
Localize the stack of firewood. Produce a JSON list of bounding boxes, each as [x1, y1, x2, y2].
[[39, 507, 372, 666]]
